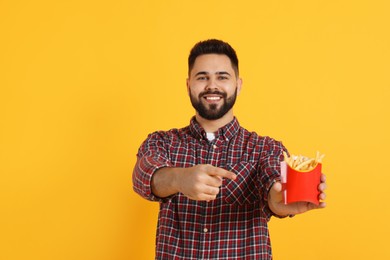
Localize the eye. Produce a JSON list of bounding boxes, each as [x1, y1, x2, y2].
[[197, 76, 208, 81], [218, 76, 229, 80]]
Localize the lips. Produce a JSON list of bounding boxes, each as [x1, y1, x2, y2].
[[204, 95, 222, 101], [200, 91, 226, 103]]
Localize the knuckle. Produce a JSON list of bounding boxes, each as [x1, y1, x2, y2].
[[194, 183, 203, 191], [211, 187, 220, 195]]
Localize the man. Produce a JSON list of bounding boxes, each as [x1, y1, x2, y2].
[[133, 39, 327, 259]]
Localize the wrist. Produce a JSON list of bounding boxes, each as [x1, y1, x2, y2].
[[152, 167, 180, 198], [170, 167, 181, 194], [268, 201, 294, 218]]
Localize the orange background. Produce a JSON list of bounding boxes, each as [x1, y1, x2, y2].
[[1, 1, 389, 259]]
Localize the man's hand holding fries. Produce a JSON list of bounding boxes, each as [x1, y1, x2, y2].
[[268, 151, 327, 217]]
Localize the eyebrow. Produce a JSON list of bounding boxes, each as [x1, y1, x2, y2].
[[194, 71, 231, 77]]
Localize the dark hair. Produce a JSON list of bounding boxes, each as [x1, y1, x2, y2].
[[188, 39, 239, 76]]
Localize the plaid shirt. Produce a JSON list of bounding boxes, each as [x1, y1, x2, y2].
[[133, 117, 286, 260]]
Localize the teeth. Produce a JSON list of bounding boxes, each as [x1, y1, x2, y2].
[[206, 97, 221, 100]]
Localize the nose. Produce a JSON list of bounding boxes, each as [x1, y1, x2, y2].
[[205, 77, 218, 91]]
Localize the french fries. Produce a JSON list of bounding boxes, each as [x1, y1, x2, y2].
[[283, 151, 325, 171]]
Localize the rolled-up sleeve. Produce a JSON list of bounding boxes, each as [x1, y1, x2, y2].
[[132, 132, 173, 202], [258, 136, 288, 218]]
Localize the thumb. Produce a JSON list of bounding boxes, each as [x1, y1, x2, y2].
[[271, 181, 283, 193], [268, 181, 284, 207]]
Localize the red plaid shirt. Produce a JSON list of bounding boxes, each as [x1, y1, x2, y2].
[[133, 117, 286, 259]]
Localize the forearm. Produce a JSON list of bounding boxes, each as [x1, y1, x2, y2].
[[132, 155, 172, 201], [151, 167, 181, 198]]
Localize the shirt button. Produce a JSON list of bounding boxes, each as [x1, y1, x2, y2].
[[213, 145, 217, 149], [203, 228, 208, 233]]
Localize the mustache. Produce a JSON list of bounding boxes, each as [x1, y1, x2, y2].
[[199, 90, 227, 98]]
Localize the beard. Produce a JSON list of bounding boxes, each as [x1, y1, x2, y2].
[[189, 88, 237, 120]]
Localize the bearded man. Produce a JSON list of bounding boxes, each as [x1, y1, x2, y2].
[[132, 39, 327, 260]]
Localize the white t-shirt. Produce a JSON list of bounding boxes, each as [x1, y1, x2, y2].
[[206, 132, 216, 142]]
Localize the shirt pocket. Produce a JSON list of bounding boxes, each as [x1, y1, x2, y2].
[[223, 162, 259, 206]]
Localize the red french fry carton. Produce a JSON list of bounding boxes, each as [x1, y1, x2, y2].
[[281, 161, 322, 205]]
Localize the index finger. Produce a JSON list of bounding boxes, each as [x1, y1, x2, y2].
[[205, 165, 237, 181]]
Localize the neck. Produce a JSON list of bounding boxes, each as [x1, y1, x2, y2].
[[195, 110, 234, 133]]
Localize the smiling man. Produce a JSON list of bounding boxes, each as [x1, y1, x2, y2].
[[188, 54, 240, 124], [132, 39, 327, 259]]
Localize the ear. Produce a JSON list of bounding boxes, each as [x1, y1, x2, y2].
[[186, 78, 190, 95], [236, 78, 243, 95]]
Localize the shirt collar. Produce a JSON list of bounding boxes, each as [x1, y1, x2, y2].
[[189, 116, 240, 141]]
